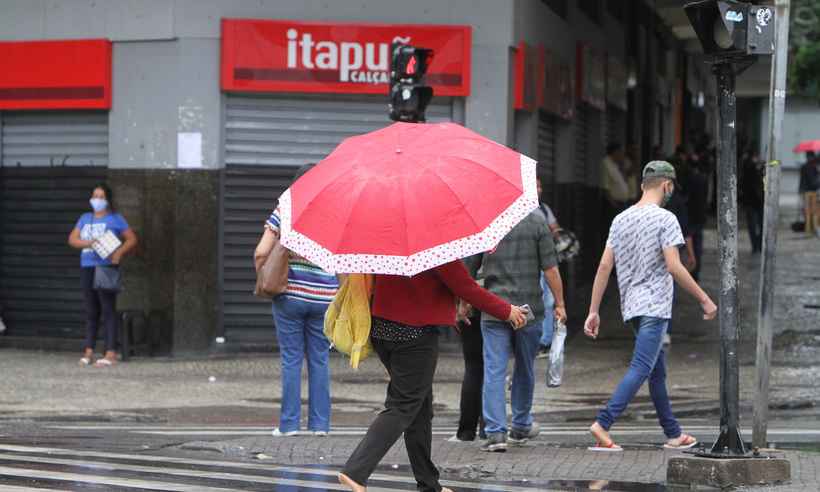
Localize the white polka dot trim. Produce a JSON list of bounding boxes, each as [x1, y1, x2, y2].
[[279, 154, 539, 276]]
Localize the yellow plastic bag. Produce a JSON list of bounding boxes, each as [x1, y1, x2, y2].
[[324, 273, 373, 369]]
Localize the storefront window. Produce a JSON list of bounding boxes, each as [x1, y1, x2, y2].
[[542, 0, 568, 18]]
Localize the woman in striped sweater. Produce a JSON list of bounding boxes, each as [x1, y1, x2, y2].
[[254, 164, 338, 437]]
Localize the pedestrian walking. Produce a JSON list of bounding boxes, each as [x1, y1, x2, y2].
[[68, 183, 138, 368], [741, 148, 765, 252], [266, 122, 540, 491], [464, 208, 567, 452], [798, 152, 819, 235], [583, 161, 717, 451], [686, 155, 709, 281], [254, 164, 338, 438], [338, 264, 527, 492], [450, 306, 485, 442], [535, 177, 562, 358]]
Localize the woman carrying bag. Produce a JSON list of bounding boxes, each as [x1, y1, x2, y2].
[[254, 164, 338, 437], [68, 183, 138, 367]]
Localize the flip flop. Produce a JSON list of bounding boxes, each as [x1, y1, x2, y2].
[[588, 440, 623, 452], [78, 356, 93, 366], [664, 433, 698, 450], [94, 358, 115, 368]]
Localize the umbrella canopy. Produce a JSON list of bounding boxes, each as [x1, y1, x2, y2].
[[278, 122, 538, 275], [793, 140, 820, 153]]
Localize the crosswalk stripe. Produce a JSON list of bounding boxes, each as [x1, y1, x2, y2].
[[0, 465, 244, 492], [0, 486, 67, 492], [0, 445, 552, 492], [0, 452, 383, 492]]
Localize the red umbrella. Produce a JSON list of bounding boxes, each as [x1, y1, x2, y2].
[[793, 140, 820, 153], [277, 122, 538, 275]]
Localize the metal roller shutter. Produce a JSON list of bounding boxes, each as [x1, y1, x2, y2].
[[605, 108, 625, 148], [537, 111, 558, 205], [0, 111, 109, 338], [220, 95, 455, 342]]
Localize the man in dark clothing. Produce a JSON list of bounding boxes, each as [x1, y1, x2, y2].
[[799, 152, 819, 235], [741, 150, 765, 252], [686, 157, 710, 281]]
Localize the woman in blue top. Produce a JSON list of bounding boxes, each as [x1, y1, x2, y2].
[[68, 183, 138, 367]]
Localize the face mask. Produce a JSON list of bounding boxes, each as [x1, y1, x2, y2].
[[90, 198, 108, 212], [661, 186, 674, 207]]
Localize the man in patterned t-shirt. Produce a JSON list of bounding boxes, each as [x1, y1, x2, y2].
[[583, 161, 717, 451]]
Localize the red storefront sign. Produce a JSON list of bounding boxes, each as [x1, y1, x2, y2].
[[0, 39, 112, 110], [513, 42, 537, 111], [221, 19, 471, 96]]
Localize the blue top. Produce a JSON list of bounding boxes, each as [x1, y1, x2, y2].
[[75, 212, 130, 267]]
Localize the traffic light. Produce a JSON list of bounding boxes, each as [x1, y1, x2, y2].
[[389, 44, 435, 123], [684, 0, 775, 57]]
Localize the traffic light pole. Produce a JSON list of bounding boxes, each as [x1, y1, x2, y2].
[[753, 0, 790, 450], [711, 61, 746, 456]]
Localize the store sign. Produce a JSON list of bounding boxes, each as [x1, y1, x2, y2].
[[513, 43, 574, 120], [576, 42, 605, 111], [606, 55, 629, 111], [513, 42, 537, 111], [539, 47, 574, 120], [0, 39, 111, 110], [221, 19, 471, 96]]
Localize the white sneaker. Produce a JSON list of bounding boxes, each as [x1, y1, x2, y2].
[[313, 430, 328, 437], [272, 428, 299, 437], [662, 334, 671, 346]]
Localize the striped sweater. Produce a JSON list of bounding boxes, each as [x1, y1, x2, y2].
[[266, 210, 339, 304]]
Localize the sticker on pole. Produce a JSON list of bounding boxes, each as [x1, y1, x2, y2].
[[756, 8, 772, 27], [725, 11, 744, 22]]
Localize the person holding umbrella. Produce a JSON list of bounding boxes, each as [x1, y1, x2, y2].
[[275, 122, 538, 492]]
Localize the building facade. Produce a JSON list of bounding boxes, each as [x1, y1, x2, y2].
[[0, 0, 703, 353]]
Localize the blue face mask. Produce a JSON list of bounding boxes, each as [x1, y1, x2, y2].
[[90, 198, 108, 213]]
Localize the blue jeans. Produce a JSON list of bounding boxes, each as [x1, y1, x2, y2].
[[539, 276, 555, 347], [481, 318, 542, 435], [272, 296, 331, 432], [596, 316, 681, 438]]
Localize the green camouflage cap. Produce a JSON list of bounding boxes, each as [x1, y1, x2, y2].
[[642, 160, 677, 182]]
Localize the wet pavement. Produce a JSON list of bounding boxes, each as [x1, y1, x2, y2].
[[0, 222, 818, 490]]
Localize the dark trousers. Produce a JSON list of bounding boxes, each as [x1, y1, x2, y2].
[[745, 206, 764, 253], [80, 267, 118, 352], [690, 224, 704, 282], [342, 331, 441, 492], [457, 314, 484, 441]]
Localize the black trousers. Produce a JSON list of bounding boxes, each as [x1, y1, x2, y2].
[[456, 314, 484, 441], [80, 267, 118, 352], [342, 330, 441, 492]]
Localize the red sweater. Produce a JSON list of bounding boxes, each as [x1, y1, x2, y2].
[[370, 260, 512, 327]]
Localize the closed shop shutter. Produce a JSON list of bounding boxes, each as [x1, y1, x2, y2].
[[537, 111, 558, 205], [0, 111, 109, 338], [570, 104, 591, 283], [220, 95, 455, 341]]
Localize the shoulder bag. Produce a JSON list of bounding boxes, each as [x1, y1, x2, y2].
[[254, 240, 290, 298], [93, 265, 122, 292]]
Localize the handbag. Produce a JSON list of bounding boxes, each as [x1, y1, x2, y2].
[[254, 240, 290, 298], [93, 265, 122, 292]]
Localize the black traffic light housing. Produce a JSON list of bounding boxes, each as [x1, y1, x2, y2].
[[684, 0, 775, 58], [389, 44, 435, 123]]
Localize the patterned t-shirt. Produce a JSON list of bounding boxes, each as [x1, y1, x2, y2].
[[606, 204, 684, 321], [266, 209, 339, 304], [74, 212, 130, 267]]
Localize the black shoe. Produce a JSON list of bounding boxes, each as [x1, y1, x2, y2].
[[480, 433, 507, 452], [536, 344, 551, 359]]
